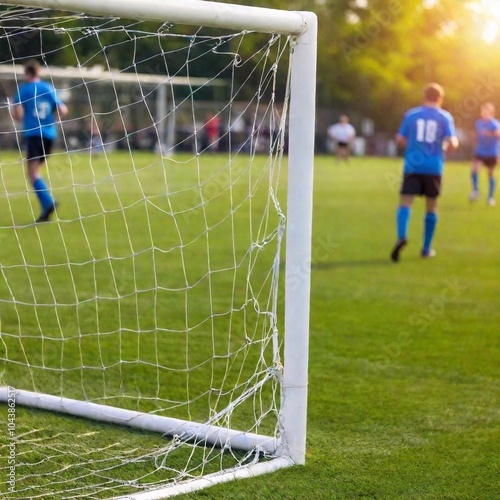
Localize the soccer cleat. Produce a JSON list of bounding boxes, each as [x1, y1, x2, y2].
[[421, 248, 436, 259], [488, 197, 496, 207], [36, 202, 58, 223], [469, 191, 479, 202], [391, 238, 408, 263]]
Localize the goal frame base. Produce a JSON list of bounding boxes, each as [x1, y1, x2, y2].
[[0, 387, 277, 454], [114, 457, 294, 500], [0, 386, 290, 499]]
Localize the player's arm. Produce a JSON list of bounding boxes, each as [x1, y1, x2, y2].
[[52, 86, 68, 118], [9, 92, 23, 122], [396, 133, 407, 147], [11, 104, 23, 121], [443, 115, 458, 151], [480, 128, 499, 137], [57, 102, 68, 118], [348, 126, 356, 143], [443, 136, 459, 151], [396, 113, 409, 147]]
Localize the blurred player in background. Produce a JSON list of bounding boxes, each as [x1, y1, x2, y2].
[[204, 112, 221, 152], [11, 59, 68, 222], [327, 114, 356, 161], [391, 83, 458, 262], [469, 103, 500, 206]]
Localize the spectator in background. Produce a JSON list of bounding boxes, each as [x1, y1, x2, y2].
[[327, 115, 356, 162], [204, 112, 221, 152]]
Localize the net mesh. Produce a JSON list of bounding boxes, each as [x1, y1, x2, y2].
[[0, 4, 293, 498]]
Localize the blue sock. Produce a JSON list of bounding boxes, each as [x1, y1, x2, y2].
[[472, 172, 479, 192], [423, 212, 438, 253], [32, 177, 54, 212], [397, 206, 411, 241], [489, 177, 496, 199]]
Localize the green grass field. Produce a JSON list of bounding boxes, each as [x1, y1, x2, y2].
[[0, 152, 499, 499]]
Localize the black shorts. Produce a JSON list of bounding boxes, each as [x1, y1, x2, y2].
[[400, 174, 442, 198], [337, 141, 349, 149], [26, 136, 53, 162], [474, 155, 497, 168]]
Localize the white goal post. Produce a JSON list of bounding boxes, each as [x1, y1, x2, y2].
[[0, 0, 317, 497]]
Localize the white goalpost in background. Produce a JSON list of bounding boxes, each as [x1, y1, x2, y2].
[[0, 0, 317, 497], [0, 64, 228, 155]]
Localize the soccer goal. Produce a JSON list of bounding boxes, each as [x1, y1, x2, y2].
[[0, 0, 317, 498]]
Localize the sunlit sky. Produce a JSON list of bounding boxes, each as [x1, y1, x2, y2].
[[353, 0, 500, 44], [473, 0, 500, 43], [439, 0, 500, 43]]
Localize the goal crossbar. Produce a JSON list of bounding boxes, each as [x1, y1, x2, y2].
[[0, 0, 312, 35]]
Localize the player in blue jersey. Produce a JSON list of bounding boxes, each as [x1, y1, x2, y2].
[[11, 60, 68, 222], [469, 103, 500, 206], [391, 83, 459, 262]]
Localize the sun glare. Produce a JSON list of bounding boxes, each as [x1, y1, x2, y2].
[[480, 0, 500, 20], [483, 21, 499, 44], [478, 0, 500, 43]]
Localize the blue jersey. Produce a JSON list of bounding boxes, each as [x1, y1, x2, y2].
[[398, 106, 455, 175], [13, 80, 62, 140], [475, 118, 499, 158]]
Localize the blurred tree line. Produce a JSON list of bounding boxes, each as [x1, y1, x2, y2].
[[223, 0, 500, 133], [1, 0, 499, 133]]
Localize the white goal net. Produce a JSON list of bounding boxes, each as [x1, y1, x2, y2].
[[0, 1, 316, 498]]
